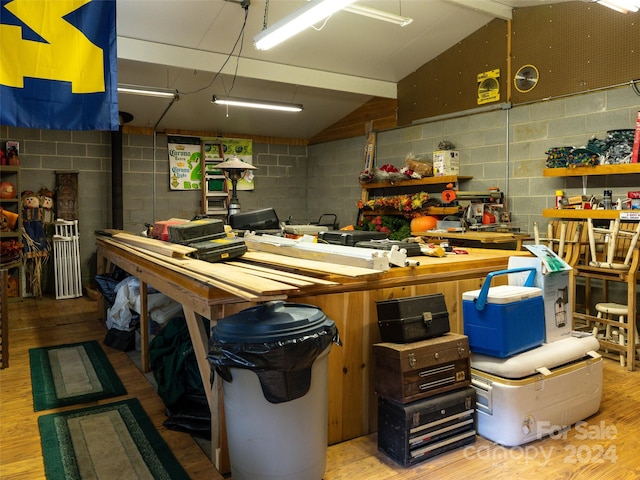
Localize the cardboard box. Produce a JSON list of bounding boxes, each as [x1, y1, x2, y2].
[[508, 245, 573, 343], [433, 150, 459, 176]]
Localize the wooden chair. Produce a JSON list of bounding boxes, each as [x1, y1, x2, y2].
[[533, 220, 586, 266], [572, 220, 640, 371]]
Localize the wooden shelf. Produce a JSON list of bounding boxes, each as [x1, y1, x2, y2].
[[542, 208, 638, 219], [361, 206, 461, 217], [0, 232, 21, 239], [201, 140, 229, 217], [361, 175, 472, 190], [543, 164, 640, 177]]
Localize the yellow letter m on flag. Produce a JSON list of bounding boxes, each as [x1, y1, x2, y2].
[[0, 0, 118, 130]]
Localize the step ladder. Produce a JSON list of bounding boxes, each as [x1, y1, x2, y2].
[[53, 219, 82, 299]]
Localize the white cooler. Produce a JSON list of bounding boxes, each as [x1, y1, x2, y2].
[[470, 335, 603, 447]]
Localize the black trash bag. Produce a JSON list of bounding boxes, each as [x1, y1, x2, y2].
[[149, 316, 206, 408], [163, 392, 211, 440], [103, 327, 136, 352], [208, 301, 340, 404]]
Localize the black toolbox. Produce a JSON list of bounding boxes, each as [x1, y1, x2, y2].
[[355, 239, 422, 256], [376, 293, 450, 343], [188, 237, 247, 262], [377, 387, 476, 467], [373, 333, 471, 404], [318, 230, 387, 246], [229, 208, 281, 233], [168, 218, 225, 244]]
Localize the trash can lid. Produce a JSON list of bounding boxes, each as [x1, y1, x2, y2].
[[212, 301, 333, 343]]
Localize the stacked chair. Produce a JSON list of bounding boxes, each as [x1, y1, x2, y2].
[[572, 219, 640, 370]]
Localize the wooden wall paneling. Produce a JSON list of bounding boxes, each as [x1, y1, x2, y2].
[[309, 97, 398, 145]]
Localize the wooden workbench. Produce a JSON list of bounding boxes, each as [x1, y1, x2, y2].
[[95, 235, 529, 472], [414, 230, 530, 250]]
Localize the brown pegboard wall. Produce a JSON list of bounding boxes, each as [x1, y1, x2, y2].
[[398, 19, 508, 126], [398, 3, 640, 126], [511, 3, 640, 104]]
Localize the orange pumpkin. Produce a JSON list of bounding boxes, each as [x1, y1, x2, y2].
[[0, 181, 16, 199], [410, 215, 438, 233]]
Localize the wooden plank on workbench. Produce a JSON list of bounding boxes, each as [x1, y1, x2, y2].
[[96, 230, 196, 258], [241, 251, 383, 278], [109, 239, 301, 296], [227, 261, 340, 286], [99, 238, 287, 302]]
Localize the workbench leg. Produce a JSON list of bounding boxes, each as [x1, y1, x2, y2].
[[183, 307, 225, 471], [139, 281, 150, 372], [95, 248, 111, 325]]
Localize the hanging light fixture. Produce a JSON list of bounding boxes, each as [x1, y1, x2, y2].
[[596, 0, 640, 13], [343, 4, 413, 26], [212, 95, 303, 112], [117, 84, 178, 99], [216, 156, 258, 217], [254, 0, 357, 50]]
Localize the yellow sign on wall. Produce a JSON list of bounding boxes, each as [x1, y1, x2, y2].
[[477, 69, 500, 105]]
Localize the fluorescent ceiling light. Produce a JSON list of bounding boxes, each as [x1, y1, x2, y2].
[[344, 4, 413, 26], [117, 84, 178, 99], [596, 0, 640, 13], [254, 0, 357, 50], [212, 96, 303, 112]]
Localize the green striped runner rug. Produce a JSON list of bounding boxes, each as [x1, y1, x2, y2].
[[39, 398, 190, 480], [29, 340, 127, 411]]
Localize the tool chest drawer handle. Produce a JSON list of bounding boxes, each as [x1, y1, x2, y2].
[[418, 364, 455, 377], [419, 376, 455, 390], [475, 267, 537, 311]]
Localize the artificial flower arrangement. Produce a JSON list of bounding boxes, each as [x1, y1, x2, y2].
[[357, 191, 431, 213], [357, 215, 412, 241]]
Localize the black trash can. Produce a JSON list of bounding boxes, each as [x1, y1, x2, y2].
[[208, 301, 340, 480]]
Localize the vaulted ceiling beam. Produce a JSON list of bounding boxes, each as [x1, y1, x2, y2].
[[445, 0, 514, 19], [117, 37, 398, 99]]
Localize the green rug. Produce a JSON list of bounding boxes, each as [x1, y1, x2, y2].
[[39, 398, 190, 480], [29, 340, 127, 411]]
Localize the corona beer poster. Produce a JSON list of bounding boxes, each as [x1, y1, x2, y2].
[[168, 136, 201, 191]]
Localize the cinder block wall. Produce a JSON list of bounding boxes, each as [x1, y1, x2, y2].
[[309, 86, 640, 231], [3, 85, 639, 290], [1, 127, 308, 289]]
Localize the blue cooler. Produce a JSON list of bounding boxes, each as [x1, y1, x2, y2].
[[463, 268, 545, 358]]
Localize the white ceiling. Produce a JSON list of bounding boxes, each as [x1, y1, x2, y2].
[[116, 0, 569, 139]]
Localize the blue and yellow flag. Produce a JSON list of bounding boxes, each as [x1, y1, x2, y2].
[[0, 0, 118, 131]]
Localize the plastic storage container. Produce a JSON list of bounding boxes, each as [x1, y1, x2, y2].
[[462, 267, 545, 358], [208, 301, 340, 480]]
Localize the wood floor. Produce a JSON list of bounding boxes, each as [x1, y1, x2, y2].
[[0, 295, 223, 480], [2, 295, 639, 480]]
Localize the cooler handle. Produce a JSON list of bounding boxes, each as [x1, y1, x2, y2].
[[475, 267, 537, 311]]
